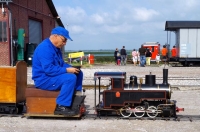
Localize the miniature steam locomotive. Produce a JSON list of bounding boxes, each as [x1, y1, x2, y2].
[[94, 69, 184, 118]]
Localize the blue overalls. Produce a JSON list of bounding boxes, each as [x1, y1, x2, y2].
[[32, 38, 83, 107]]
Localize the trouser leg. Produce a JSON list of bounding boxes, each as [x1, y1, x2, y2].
[[115, 57, 118, 64], [74, 70, 83, 91], [56, 74, 77, 106], [140, 56, 144, 66], [37, 73, 77, 107], [146, 57, 150, 65], [121, 56, 123, 65], [121, 55, 126, 65]]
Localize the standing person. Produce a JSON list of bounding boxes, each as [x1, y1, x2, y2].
[[138, 45, 146, 67], [132, 49, 138, 66], [32, 26, 83, 116], [114, 48, 119, 65], [145, 49, 152, 66], [117, 52, 121, 65], [171, 46, 177, 58], [120, 46, 127, 65], [161, 45, 168, 64], [156, 53, 160, 65]]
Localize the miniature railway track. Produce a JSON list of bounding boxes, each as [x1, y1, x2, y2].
[[82, 85, 200, 90], [82, 113, 200, 122], [0, 112, 199, 122]]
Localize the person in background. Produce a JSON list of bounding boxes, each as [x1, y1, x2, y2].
[[138, 45, 146, 67], [117, 52, 121, 65], [120, 46, 127, 65], [137, 50, 140, 66], [161, 45, 168, 64], [145, 49, 152, 66], [132, 49, 138, 66], [114, 48, 119, 65], [32, 26, 83, 116], [156, 53, 160, 65], [171, 46, 177, 58]]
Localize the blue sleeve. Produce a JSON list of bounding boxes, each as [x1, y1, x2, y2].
[[35, 45, 68, 76]]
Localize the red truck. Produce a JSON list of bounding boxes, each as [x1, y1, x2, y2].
[[142, 42, 160, 60]]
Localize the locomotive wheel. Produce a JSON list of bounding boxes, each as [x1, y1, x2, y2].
[[146, 106, 158, 118], [119, 106, 132, 117], [133, 106, 145, 118]]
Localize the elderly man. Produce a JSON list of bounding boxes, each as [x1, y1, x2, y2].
[[32, 26, 83, 116]]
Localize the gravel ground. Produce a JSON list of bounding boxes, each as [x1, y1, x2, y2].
[[0, 89, 200, 132], [1, 64, 200, 132], [28, 63, 200, 87]]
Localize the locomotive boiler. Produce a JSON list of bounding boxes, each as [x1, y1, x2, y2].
[[94, 69, 184, 118]]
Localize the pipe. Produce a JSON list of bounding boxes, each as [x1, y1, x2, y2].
[[6, 2, 13, 66]]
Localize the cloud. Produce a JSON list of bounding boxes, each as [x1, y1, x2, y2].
[[90, 14, 105, 25], [56, 6, 87, 24], [103, 23, 133, 34], [70, 25, 84, 34], [185, 0, 199, 8], [133, 8, 160, 21]]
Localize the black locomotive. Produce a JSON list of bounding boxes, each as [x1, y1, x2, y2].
[[94, 69, 184, 118]]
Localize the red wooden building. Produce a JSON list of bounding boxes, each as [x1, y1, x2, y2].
[[0, 0, 64, 66]]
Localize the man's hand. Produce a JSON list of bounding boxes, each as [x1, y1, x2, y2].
[[66, 67, 80, 74]]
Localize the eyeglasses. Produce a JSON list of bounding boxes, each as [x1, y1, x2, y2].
[[58, 35, 67, 43]]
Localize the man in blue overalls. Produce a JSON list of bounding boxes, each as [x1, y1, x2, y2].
[[32, 26, 83, 116]]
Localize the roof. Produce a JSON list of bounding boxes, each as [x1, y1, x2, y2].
[[165, 21, 200, 31], [142, 42, 160, 46], [46, 0, 64, 27]]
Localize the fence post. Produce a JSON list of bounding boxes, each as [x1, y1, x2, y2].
[[69, 55, 71, 64], [88, 54, 90, 64], [80, 56, 82, 65]]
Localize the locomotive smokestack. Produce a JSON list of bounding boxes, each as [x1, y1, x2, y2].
[[163, 69, 168, 85]]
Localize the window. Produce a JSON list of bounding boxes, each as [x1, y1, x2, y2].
[[151, 46, 154, 52], [29, 19, 42, 44], [0, 21, 7, 42]]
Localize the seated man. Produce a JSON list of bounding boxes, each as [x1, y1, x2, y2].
[[32, 26, 83, 116]]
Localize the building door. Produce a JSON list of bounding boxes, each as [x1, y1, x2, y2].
[[28, 19, 42, 44]]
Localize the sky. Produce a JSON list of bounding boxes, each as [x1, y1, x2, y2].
[[52, 0, 200, 51]]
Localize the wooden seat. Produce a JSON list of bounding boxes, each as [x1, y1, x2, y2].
[[0, 61, 27, 104], [25, 86, 86, 118], [26, 86, 59, 98], [26, 86, 60, 115]]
